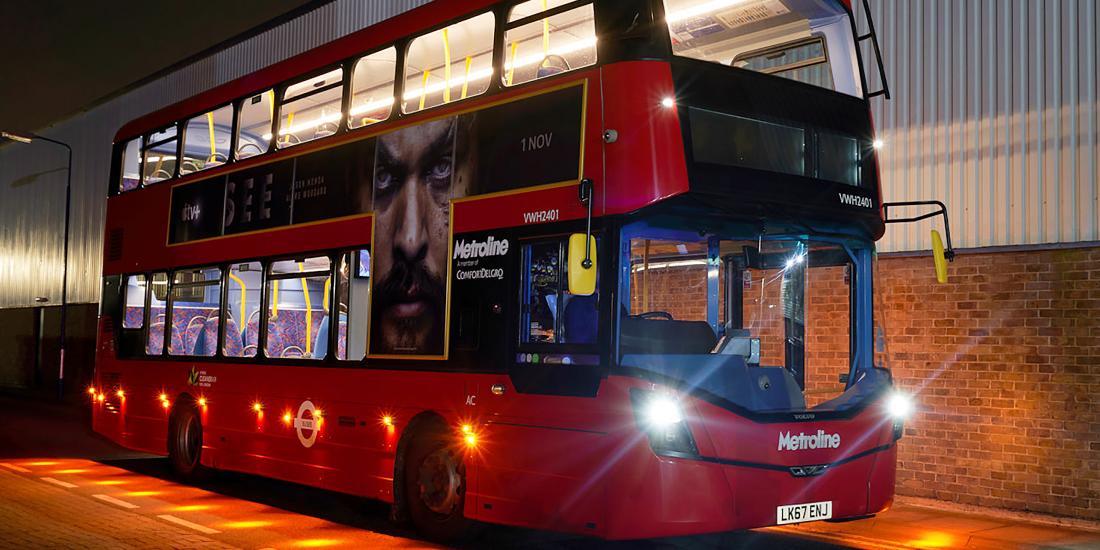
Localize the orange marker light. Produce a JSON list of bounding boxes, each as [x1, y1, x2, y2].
[[381, 415, 394, 427], [461, 424, 474, 435], [252, 402, 263, 412], [158, 393, 167, 401], [464, 433, 477, 446], [88, 386, 96, 395], [314, 409, 323, 418], [116, 389, 125, 399], [197, 397, 207, 407], [283, 412, 292, 424], [162, 400, 170, 410], [97, 393, 105, 402]]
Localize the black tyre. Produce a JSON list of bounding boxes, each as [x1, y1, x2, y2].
[[404, 424, 469, 542], [167, 404, 207, 480]]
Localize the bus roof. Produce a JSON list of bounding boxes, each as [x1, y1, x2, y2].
[[114, 0, 497, 144]]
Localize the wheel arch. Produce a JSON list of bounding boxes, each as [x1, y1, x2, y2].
[[391, 410, 449, 522]]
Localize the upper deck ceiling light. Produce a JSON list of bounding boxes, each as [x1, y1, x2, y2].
[[665, 0, 749, 24]]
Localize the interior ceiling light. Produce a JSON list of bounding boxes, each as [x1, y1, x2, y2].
[[665, 0, 748, 24]]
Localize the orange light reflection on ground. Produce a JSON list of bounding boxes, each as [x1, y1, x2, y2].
[[93, 480, 129, 486], [172, 504, 214, 512], [125, 491, 161, 497], [54, 469, 89, 474], [23, 461, 60, 467], [294, 539, 342, 548], [222, 520, 274, 529], [907, 531, 955, 548]]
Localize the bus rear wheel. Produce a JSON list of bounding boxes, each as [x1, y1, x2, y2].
[[167, 404, 206, 480], [404, 425, 468, 541]]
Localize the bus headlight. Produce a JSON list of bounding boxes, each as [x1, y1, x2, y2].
[[886, 392, 913, 419], [886, 391, 913, 440], [631, 389, 698, 456], [644, 396, 683, 427]]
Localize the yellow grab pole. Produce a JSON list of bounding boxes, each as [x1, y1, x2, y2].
[[461, 56, 472, 99], [442, 28, 452, 103], [419, 69, 431, 110], [228, 272, 247, 328]]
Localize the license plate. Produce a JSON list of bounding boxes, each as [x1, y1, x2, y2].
[[776, 501, 832, 525]]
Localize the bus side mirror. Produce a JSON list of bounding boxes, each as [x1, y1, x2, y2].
[[931, 230, 948, 284], [568, 233, 597, 295]]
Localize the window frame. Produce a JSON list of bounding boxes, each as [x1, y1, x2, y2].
[[347, 46, 400, 131], [180, 103, 235, 176], [262, 255, 335, 360], [501, 0, 597, 87], [166, 266, 223, 357], [275, 64, 348, 150], [141, 123, 181, 186], [400, 8, 499, 115], [516, 235, 601, 353], [731, 35, 833, 84]]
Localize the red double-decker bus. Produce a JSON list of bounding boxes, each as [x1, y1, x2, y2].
[[92, 0, 951, 540]]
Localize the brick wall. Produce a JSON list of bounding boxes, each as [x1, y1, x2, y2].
[[877, 246, 1100, 521], [635, 246, 1100, 521]]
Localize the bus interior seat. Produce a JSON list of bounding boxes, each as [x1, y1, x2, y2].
[[620, 317, 717, 355], [123, 307, 144, 329], [562, 294, 598, 344], [147, 322, 165, 355]]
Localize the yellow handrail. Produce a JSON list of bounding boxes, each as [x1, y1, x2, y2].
[[506, 42, 518, 86], [461, 56, 472, 99], [283, 111, 295, 145], [271, 280, 279, 318], [419, 69, 431, 110], [228, 271, 246, 328], [298, 263, 313, 355], [442, 28, 452, 103], [542, 0, 550, 54], [323, 276, 331, 313], [206, 111, 217, 163]]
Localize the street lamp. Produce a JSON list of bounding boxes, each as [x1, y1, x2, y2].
[[2, 130, 73, 400]]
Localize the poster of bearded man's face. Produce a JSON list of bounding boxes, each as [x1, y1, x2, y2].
[[370, 116, 475, 356]]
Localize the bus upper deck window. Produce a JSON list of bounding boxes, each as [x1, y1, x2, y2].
[[181, 104, 233, 176], [278, 67, 345, 149], [662, 0, 857, 95], [119, 138, 141, 192], [503, 0, 596, 87], [349, 47, 397, 129], [237, 89, 274, 160], [142, 125, 178, 185], [403, 11, 495, 114]]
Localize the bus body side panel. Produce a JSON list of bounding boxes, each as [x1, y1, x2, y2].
[[600, 61, 690, 214]]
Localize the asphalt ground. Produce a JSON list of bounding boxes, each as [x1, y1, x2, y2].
[[0, 394, 1096, 549]]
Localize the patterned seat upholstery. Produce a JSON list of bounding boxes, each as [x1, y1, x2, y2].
[[267, 309, 327, 359], [168, 307, 217, 355], [209, 316, 245, 358], [147, 322, 165, 355], [242, 309, 262, 356], [337, 316, 347, 359], [123, 307, 144, 329]]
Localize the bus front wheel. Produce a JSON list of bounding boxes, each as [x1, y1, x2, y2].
[[167, 403, 207, 480], [404, 424, 469, 541]]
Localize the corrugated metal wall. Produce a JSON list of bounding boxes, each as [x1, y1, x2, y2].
[[860, 0, 1100, 252], [1, 0, 1097, 307], [0, 0, 428, 308]]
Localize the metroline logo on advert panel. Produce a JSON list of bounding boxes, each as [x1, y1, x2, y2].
[[778, 430, 841, 451]]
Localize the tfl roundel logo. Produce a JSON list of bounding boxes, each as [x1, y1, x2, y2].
[[294, 400, 322, 448]]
